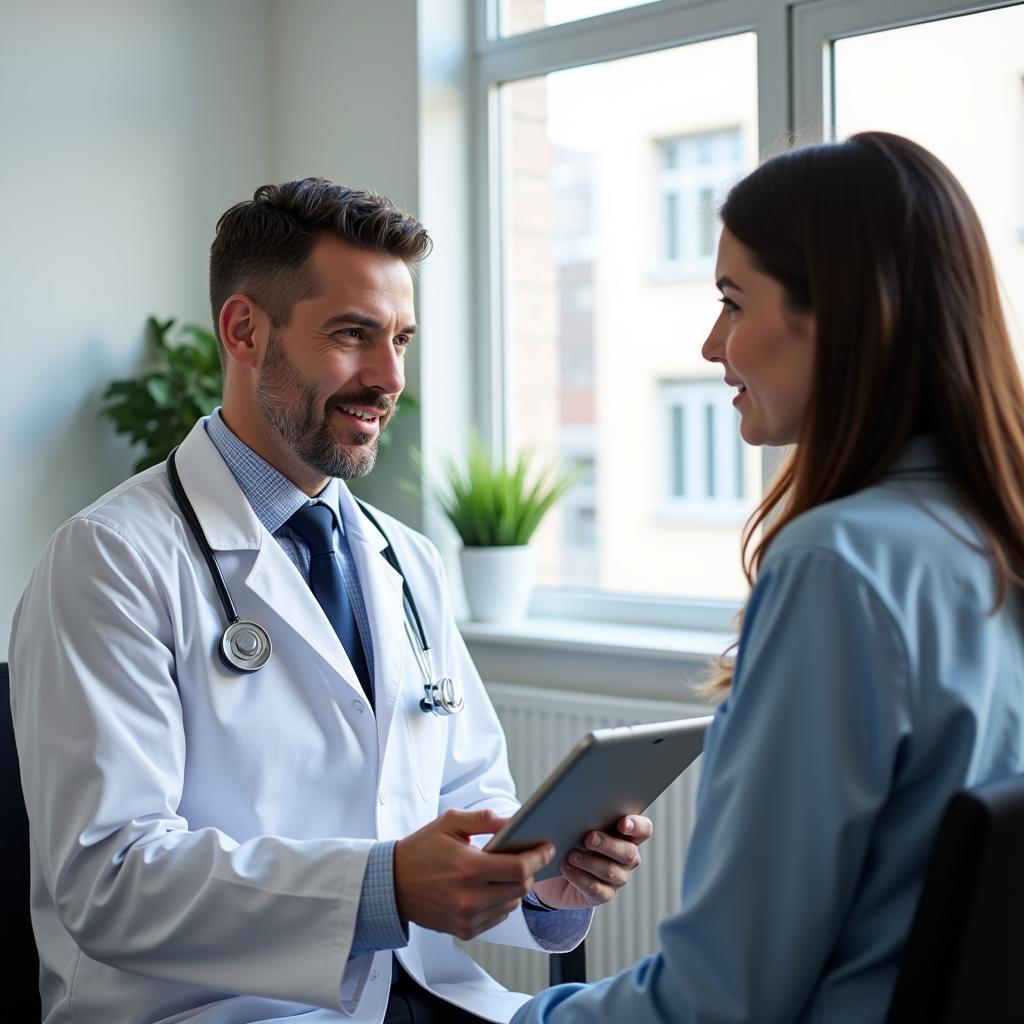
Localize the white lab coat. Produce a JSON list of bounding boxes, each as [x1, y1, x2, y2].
[[10, 421, 582, 1024]]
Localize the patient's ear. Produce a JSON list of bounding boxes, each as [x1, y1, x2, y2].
[[219, 294, 267, 371]]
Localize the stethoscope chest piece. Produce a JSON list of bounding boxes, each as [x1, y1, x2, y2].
[[221, 620, 273, 672], [420, 677, 464, 716]]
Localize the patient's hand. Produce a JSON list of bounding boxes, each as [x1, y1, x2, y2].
[[530, 814, 653, 911]]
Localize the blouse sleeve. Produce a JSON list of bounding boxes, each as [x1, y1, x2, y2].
[[512, 544, 914, 1024]]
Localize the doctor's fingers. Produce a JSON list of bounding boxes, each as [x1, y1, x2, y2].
[[444, 888, 524, 942], [615, 814, 654, 843], [583, 829, 646, 868], [564, 844, 639, 889], [472, 844, 556, 885], [449, 895, 523, 941]]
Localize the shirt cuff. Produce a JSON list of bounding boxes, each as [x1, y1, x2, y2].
[[349, 840, 409, 959], [522, 902, 593, 953]]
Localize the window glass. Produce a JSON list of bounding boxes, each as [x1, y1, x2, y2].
[[499, 0, 659, 36], [832, 5, 1024, 358], [499, 33, 759, 599], [658, 128, 743, 277]]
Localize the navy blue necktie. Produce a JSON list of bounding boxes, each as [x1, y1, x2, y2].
[[287, 503, 373, 706]]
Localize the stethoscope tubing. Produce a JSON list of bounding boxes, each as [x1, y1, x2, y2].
[[352, 498, 431, 657], [165, 445, 460, 713], [167, 448, 240, 627]]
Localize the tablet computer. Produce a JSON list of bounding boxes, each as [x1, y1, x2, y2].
[[485, 716, 712, 881]]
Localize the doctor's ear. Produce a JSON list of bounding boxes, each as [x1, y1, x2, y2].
[[219, 295, 269, 371]]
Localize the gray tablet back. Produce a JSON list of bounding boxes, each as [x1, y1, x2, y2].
[[487, 716, 712, 881]]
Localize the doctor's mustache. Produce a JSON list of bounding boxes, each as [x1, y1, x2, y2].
[[328, 390, 397, 424]]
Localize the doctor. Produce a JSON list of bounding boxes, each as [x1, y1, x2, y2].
[[10, 178, 651, 1024]]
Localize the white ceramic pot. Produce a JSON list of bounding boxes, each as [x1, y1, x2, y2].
[[459, 545, 535, 622]]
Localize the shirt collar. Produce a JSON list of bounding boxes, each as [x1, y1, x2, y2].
[[884, 434, 942, 477], [205, 408, 343, 535]]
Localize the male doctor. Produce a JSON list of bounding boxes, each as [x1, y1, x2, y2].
[[10, 179, 651, 1024]]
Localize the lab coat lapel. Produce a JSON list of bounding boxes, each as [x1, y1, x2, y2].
[[244, 541, 370, 699], [173, 421, 371, 702], [338, 485, 407, 759]]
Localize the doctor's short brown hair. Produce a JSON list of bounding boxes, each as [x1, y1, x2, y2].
[[209, 178, 432, 360]]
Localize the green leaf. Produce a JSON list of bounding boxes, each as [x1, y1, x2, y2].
[[415, 432, 582, 547], [145, 376, 173, 406], [100, 315, 225, 471]]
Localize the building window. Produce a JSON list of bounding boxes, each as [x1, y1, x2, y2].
[[662, 380, 747, 521], [658, 128, 744, 278]]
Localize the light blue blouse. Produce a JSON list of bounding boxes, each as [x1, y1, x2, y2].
[[513, 437, 1024, 1023]]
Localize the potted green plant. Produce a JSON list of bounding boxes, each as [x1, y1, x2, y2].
[[423, 435, 581, 622], [101, 317, 223, 471]]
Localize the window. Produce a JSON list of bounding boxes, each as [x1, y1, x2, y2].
[[662, 381, 746, 521], [474, 0, 1024, 621], [498, 0, 659, 36], [659, 129, 744, 277], [495, 32, 759, 601]]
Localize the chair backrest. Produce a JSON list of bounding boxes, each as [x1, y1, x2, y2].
[[886, 772, 1024, 1023], [1, 662, 42, 1017]]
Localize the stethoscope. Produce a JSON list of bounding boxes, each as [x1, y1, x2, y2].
[[166, 447, 464, 717]]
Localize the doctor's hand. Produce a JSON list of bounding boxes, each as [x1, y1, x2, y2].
[[393, 808, 555, 941], [530, 813, 654, 911]]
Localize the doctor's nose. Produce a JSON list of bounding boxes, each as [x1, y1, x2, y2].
[[360, 340, 405, 397]]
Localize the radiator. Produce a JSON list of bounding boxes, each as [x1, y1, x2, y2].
[[460, 682, 707, 995]]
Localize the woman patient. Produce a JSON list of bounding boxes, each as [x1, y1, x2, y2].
[[513, 131, 1024, 1022]]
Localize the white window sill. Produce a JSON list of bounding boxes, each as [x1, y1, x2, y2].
[[460, 616, 730, 705]]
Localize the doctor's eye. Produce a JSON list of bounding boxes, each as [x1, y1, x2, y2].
[[718, 296, 740, 317]]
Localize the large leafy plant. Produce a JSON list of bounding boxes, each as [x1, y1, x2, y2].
[[102, 317, 222, 471], [423, 434, 581, 547]]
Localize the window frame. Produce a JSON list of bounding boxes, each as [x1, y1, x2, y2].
[[470, 0, 1022, 631]]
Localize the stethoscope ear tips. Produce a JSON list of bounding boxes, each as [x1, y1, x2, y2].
[[221, 620, 273, 672]]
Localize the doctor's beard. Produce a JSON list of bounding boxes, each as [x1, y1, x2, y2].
[[255, 332, 396, 480]]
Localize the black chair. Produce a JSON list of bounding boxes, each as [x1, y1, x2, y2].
[[550, 940, 586, 986], [0, 659, 582, 1019], [1, 662, 42, 1018], [887, 772, 1024, 1023]]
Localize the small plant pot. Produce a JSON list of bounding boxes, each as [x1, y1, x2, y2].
[[459, 545, 535, 622]]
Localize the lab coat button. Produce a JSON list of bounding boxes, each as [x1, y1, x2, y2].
[[379, 786, 388, 804], [370, 970, 379, 981], [352, 698, 365, 713]]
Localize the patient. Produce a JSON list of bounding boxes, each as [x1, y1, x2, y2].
[[512, 131, 1024, 1022]]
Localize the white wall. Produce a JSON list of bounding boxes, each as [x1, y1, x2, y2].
[[0, 0, 275, 657], [0, 0, 462, 657], [267, 0, 426, 529]]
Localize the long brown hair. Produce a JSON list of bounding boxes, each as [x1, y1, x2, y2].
[[710, 132, 1024, 695]]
